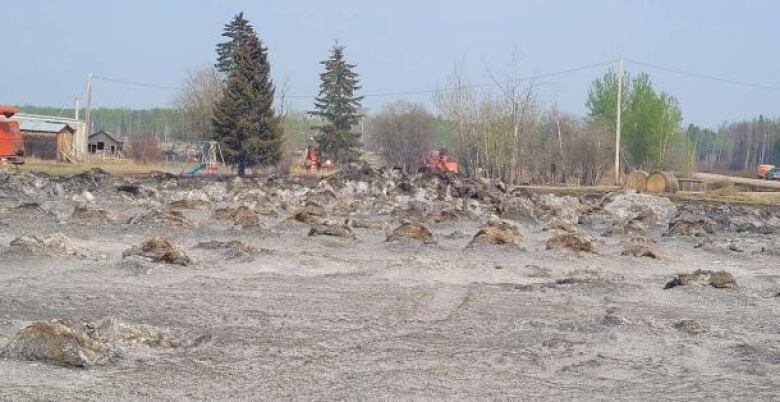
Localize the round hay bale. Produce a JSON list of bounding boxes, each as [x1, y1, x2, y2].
[[624, 170, 649, 191], [647, 171, 678, 193]]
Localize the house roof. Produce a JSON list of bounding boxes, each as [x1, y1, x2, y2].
[[19, 121, 75, 134], [89, 130, 125, 143]]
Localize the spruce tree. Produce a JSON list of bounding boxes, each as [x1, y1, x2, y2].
[[309, 44, 364, 164], [215, 12, 255, 74], [212, 30, 283, 176]]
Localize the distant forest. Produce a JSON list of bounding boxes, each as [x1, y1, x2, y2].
[[18, 105, 187, 141]]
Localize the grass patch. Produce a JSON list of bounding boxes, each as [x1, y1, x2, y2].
[[18, 158, 190, 177], [672, 191, 780, 206]]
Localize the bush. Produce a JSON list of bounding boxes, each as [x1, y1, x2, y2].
[[366, 101, 435, 173], [127, 132, 163, 164]]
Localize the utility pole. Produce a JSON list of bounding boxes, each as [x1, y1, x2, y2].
[[614, 57, 624, 186], [84, 74, 94, 135], [74, 97, 80, 120]]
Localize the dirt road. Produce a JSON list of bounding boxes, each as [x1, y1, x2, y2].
[[694, 172, 780, 189]]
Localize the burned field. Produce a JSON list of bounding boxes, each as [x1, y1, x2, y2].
[[0, 166, 779, 400]]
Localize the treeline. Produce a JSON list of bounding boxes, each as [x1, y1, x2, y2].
[[17, 105, 186, 140], [688, 116, 780, 173]]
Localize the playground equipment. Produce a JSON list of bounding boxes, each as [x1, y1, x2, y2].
[[182, 141, 226, 176]]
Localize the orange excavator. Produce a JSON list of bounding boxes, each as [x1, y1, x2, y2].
[[421, 149, 459, 174], [301, 139, 332, 173], [0, 106, 24, 164], [303, 143, 321, 171]]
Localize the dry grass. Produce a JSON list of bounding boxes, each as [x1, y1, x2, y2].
[[709, 179, 737, 196], [18, 158, 190, 177], [289, 166, 337, 178], [673, 191, 780, 206]]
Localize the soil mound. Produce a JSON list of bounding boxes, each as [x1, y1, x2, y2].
[[469, 219, 522, 246], [546, 232, 595, 253], [72, 204, 110, 222], [10, 233, 86, 257], [424, 210, 462, 223], [168, 199, 212, 210], [196, 240, 257, 259], [0, 319, 174, 368], [665, 269, 736, 289], [387, 222, 435, 244], [293, 203, 327, 225], [666, 215, 716, 237], [214, 206, 262, 229], [128, 209, 195, 228], [536, 193, 582, 225], [308, 222, 356, 240], [603, 191, 676, 224], [621, 243, 659, 259], [123, 237, 191, 266]]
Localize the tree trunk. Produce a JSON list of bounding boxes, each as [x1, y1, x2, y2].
[[237, 158, 247, 177]]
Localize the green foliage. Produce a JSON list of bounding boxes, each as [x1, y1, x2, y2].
[[215, 12, 256, 75], [282, 111, 318, 151], [309, 44, 364, 164], [586, 71, 682, 169], [432, 116, 457, 149], [212, 22, 283, 176]]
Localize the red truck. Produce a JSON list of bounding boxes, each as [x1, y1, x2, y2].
[[0, 106, 24, 164]]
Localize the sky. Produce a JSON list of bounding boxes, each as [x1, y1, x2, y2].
[[3, 0, 780, 127]]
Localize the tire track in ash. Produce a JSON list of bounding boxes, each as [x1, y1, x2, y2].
[[409, 285, 472, 322], [315, 284, 473, 352]]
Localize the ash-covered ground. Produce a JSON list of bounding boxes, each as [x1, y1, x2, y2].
[[0, 165, 778, 400]]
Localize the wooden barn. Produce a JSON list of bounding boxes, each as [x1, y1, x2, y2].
[[19, 121, 75, 161], [88, 130, 125, 158]]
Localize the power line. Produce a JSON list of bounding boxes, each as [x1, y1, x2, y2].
[[625, 58, 780, 92], [359, 59, 617, 98], [93, 75, 180, 91], [87, 58, 617, 101]]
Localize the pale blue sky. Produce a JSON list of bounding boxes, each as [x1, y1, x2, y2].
[[3, 0, 779, 127]]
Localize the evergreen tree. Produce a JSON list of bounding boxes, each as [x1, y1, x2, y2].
[[310, 44, 364, 164], [215, 12, 256, 75], [212, 30, 283, 176]]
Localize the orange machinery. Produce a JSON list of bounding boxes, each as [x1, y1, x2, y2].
[[422, 150, 459, 174], [0, 106, 24, 164], [303, 144, 321, 171], [756, 164, 775, 179]]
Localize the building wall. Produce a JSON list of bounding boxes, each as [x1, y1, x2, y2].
[[70, 121, 87, 161], [88, 132, 123, 154], [23, 132, 58, 160], [22, 131, 73, 161], [14, 115, 86, 161]]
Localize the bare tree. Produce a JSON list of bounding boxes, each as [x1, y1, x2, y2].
[[435, 54, 540, 184], [128, 132, 163, 164], [276, 75, 292, 123], [367, 101, 435, 173], [434, 62, 478, 175], [174, 66, 223, 142]]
